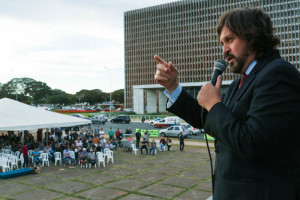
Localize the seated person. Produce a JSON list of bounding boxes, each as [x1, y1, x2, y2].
[[96, 142, 102, 152], [32, 147, 42, 165], [63, 146, 74, 165], [80, 148, 88, 168], [160, 137, 166, 151], [104, 141, 114, 151], [166, 137, 172, 151], [74, 146, 80, 164], [44, 145, 54, 161], [143, 130, 150, 145], [150, 139, 157, 155], [111, 138, 118, 150], [140, 138, 148, 154], [88, 149, 96, 168]]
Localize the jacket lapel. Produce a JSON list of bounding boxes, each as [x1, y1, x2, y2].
[[226, 50, 281, 110]]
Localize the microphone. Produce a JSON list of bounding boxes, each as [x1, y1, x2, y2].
[[211, 59, 227, 86]]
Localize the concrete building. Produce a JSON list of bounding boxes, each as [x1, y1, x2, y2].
[[124, 0, 300, 114]]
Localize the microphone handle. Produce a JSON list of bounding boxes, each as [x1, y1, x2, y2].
[[211, 69, 223, 86]]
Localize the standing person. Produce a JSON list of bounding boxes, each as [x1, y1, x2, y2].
[[22, 144, 29, 168], [135, 130, 141, 148], [154, 8, 300, 200], [141, 116, 145, 123], [115, 128, 120, 139], [178, 133, 184, 151], [108, 127, 114, 141]]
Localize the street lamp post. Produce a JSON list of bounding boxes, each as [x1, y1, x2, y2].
[[104, 67, 112, 118]]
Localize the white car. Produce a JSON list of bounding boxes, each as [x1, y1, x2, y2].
[[181, 124, 202, 135], [159, 125, 189, 138]]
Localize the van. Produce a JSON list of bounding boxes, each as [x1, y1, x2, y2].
[[152, 116, 181, 128]]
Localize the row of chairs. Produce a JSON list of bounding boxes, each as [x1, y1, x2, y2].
[[0, 153, 23, 172], [53, 149, 114, 168]]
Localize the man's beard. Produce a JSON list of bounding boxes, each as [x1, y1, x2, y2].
[[226, 53, 246, 74], [230, 56, 245, 73]]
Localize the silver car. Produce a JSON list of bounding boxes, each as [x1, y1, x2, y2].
[[159, 125, 189, 138], [91, 116, 106, 124], [181, 124, 203, 135]]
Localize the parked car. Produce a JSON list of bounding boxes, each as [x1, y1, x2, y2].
[[91, 116, 106, 124], [181, 123, 202, 135], [149, 118, 162, 126], [110, 115, 131, 124], [159, 125, 189, 138], [71, 114, 90, 120]]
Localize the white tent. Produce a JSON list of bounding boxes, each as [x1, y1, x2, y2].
[[0, 98, 91, 131]]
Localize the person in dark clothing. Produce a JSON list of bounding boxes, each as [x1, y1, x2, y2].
[[135, 130, 141, 148], [179, 132, 184, 151], [22, 144, 29, 167], [154, 8, 300, 200], [140, 138, 148, 154]]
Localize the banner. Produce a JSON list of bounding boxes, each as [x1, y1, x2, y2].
[[135, 128, 159, 137], [205, 134, 215, 141]]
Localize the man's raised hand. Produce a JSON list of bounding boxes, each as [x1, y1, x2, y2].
[[154, 55, 178, 94]]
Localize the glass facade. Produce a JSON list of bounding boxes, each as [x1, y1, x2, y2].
[[124, 0, 300, 108]]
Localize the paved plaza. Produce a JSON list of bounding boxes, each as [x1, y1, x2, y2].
[[0, 145, 214, 200]]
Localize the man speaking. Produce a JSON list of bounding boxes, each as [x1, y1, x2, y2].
[[154, 8, 300, 200]]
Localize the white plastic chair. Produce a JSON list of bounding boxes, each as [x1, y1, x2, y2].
[[41, 153, 50, 167], [131, 144, 139, 156], [69, 151, 75, 165], [106, 150, 114, 164], [28, 150, 34, 163], [9, 155, 18, 170], [54, 152, 62, 166], [97, 152, 105, 168], [17, 153, 24, 166], [0, 158, 10, 172], [14, 151, 20, 157]]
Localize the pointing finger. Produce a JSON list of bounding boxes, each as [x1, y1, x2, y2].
[[154, 55, 168, 66]]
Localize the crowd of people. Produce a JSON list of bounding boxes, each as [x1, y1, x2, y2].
[[1, 124, 185, 170], [0, 126, 126, 168]]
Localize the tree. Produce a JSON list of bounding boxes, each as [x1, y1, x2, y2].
[[0, 78, 35, 103], [112, 89, 124, 103], [75, 89, 105, 105], [25, 81, 52, 106]]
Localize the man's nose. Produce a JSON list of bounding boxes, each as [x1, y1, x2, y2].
[[223, 44, 230, 55]]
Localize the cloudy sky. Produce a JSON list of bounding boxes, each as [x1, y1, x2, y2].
[[0, 0, 177, 94]]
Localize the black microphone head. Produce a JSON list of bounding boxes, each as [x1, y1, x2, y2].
[[214, 59, 227, 72]]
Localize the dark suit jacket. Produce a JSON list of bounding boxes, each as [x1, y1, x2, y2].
[[167, 50, 300, 200]]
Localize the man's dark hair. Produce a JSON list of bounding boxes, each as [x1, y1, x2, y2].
[[217, 8, 280, 59]]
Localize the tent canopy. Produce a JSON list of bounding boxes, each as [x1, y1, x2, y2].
[[0, 98, 91, 131]]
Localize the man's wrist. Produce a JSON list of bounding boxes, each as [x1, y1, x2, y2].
[[166, 82, 179, 95]]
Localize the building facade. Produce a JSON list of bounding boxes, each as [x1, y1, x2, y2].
[[124, 0, 300, 114]]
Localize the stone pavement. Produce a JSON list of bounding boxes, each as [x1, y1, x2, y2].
[[0, 145, 215, 200]]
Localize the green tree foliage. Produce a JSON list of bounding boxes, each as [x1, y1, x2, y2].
[[75, 89, 105, 105], [24, 81, 52, 105], [111, 89, 124, 103], [0, 77, 123, 106], [0, 78, 36, 103]]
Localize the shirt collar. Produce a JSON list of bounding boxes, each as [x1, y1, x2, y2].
[[245, 60, 257, 75]]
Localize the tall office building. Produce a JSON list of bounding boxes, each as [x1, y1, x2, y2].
[[124, 0, 299, 114]]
